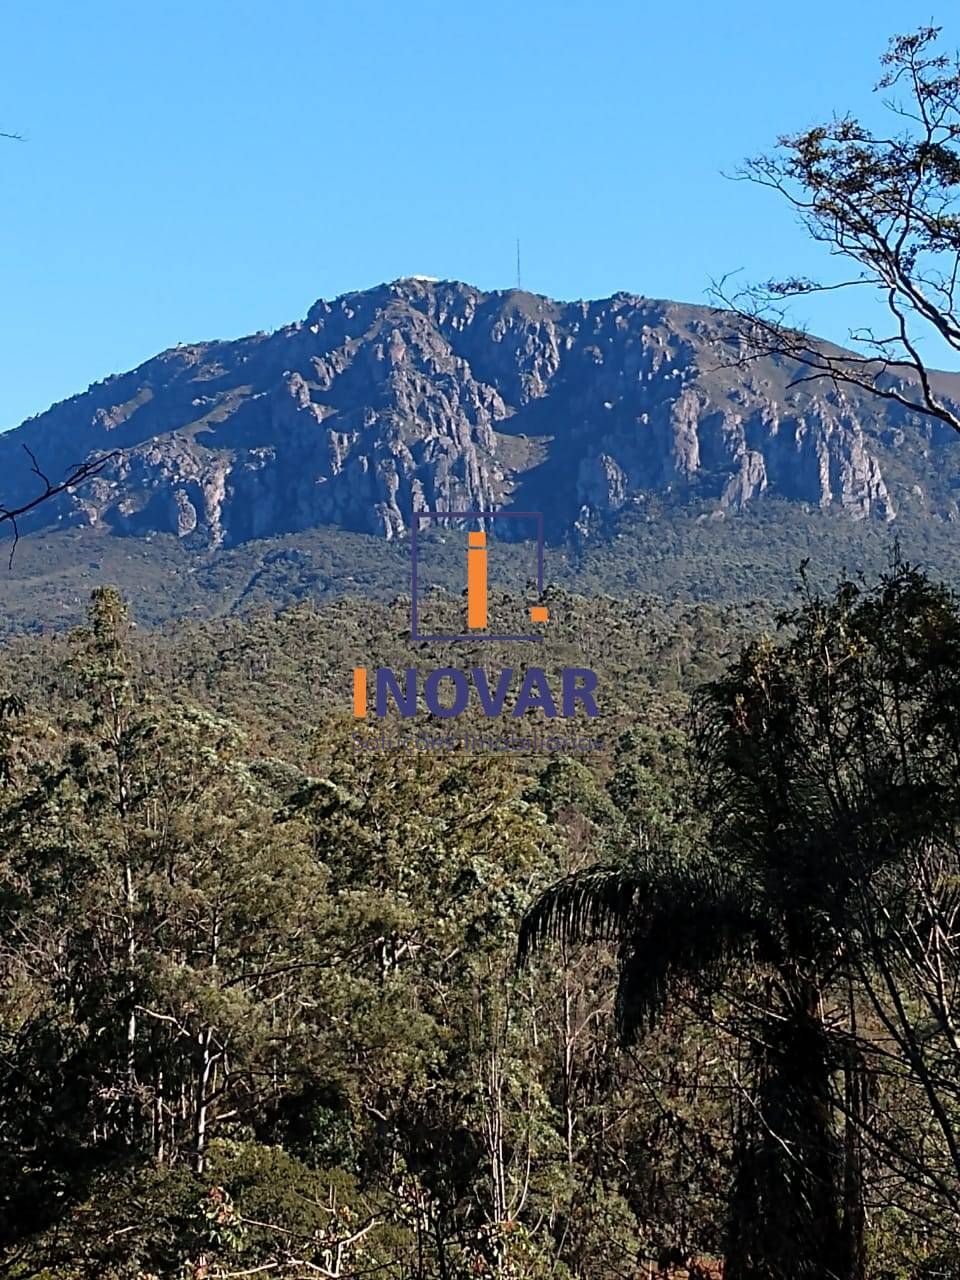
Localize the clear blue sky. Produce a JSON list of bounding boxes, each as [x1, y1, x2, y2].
[[0, 0, 938, 430]]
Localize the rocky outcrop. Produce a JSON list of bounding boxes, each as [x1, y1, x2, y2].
[[2, 278, 954, 547]]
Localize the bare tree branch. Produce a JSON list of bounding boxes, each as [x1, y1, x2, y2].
[[714, 26, 960, 437], [0, 445, 118, 568]]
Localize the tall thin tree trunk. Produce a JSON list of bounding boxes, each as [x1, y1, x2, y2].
[[193, 906, 221, 1174], [123, 856, 137, 1143], [193, 1025, 215, 1174], [562, 969, 575, 1167], [153, 1064, 165, 1162], [839, 1038, 868, 1280]]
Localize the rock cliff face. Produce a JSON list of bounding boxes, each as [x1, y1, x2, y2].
[[3, 278, 959, 546]]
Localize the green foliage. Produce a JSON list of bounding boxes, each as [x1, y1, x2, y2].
[[523, 559, 960, 1278], [0, 494, 956, 635], [3, 569, 959, 1277]]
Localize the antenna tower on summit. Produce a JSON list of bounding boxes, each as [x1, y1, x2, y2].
[[516, 238, 521, 290]]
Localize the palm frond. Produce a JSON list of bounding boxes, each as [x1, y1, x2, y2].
[[517, 865, 645, 968], [519, 854, 768, 1045], [613, 867, 765, 1042]]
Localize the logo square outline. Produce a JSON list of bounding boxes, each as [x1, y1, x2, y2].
[[410, 510, 546, 643]]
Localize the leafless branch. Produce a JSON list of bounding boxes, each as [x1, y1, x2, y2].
[[715, 26, 960, 438], [0, 445, 118, 568]]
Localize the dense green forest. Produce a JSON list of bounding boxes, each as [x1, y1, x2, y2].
[[0, 498, 955, 634], [1, 568, 959, 1278]]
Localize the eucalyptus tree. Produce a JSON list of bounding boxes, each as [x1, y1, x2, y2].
[[718, 26, 960, 439], [0, 587, 330, 1243]]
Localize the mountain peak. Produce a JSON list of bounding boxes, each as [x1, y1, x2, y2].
[[2, 280, 957, 552]]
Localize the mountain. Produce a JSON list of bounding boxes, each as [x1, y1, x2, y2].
[[2, 277, 960, 630]]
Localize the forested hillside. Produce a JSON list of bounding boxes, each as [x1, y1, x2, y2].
[[3, 572, 960, 1277], [0, 499, 954, 635], [0, 587, 737, 1278]]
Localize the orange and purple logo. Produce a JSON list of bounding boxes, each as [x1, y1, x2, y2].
[[352, 511, 598, 721], [412, 509, 549, 642]]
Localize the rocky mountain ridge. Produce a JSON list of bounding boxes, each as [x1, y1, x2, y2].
[[3, 278, 960, 548]]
